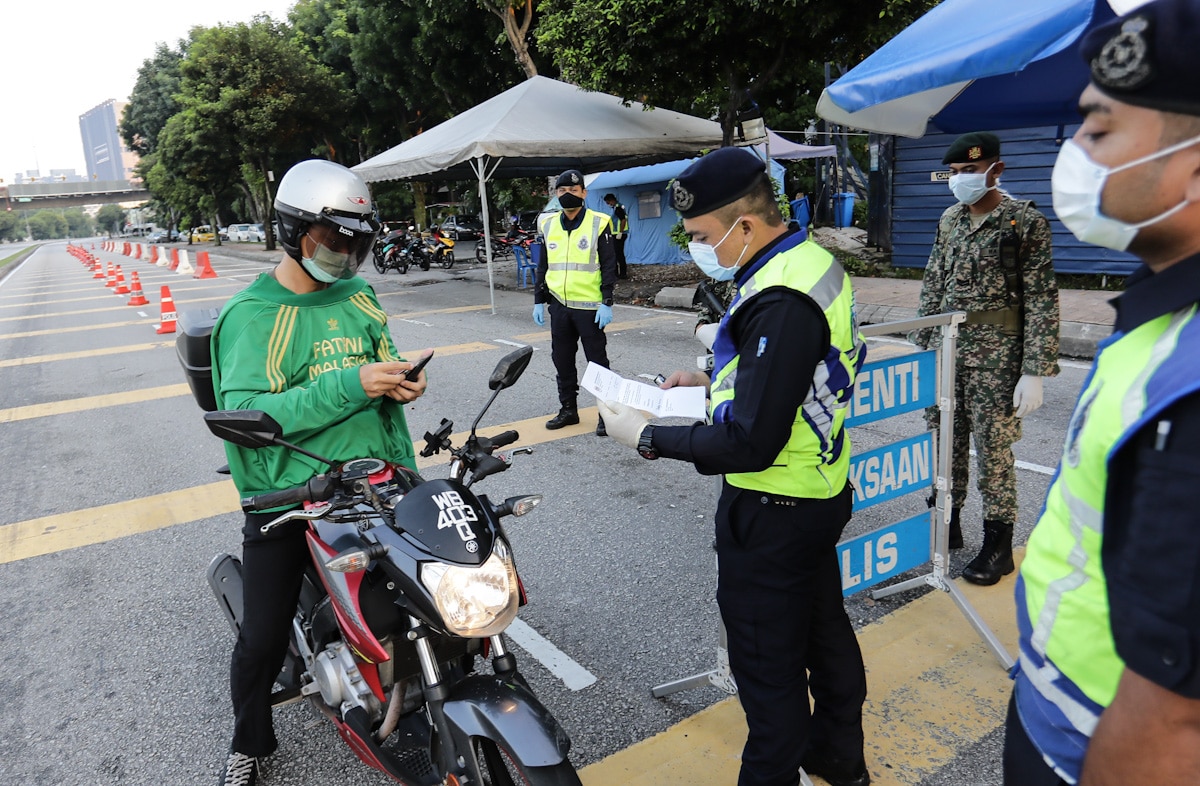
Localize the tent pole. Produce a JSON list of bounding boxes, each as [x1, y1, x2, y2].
[[472, 157, 500, 314]]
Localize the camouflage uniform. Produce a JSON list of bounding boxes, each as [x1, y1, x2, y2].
[[912, 195, 1060, 523], [695, 279, 737, 327]]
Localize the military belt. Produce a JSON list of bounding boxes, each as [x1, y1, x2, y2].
[[964, 308, 1022, 334]]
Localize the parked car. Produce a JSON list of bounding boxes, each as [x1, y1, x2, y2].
[[439, 214, 484, 241], [218, 226, 230, 241], [517, 211, 543, 232], [248, 223, 267, 242], [228, 223, 256, 242], [189, 225, 215, 242]]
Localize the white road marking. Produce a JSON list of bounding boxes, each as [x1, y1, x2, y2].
[[493, 339, 528, 347], [969, 448, 1056, 477], [504, 618, 597, 691]]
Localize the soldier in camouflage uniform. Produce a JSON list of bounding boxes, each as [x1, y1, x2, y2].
[[912, 132, 1060, 586]]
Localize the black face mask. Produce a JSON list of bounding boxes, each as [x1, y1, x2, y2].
[[558, 192, 584, 210]]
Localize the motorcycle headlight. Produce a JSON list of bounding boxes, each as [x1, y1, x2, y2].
[[420, 540, 519, 637]]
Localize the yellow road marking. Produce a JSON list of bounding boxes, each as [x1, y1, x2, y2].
[[580, 560, 1022, 786], [391, 304, 492, 319], [0, 408, 600, 565], [0, 293, 229, 323], [515, 314, 682, 343], [0, 341, 174, 368]]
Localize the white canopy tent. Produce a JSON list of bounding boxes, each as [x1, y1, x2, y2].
[[352, 76, 744, 311]]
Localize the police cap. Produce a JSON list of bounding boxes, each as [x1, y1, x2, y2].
[[555, 169, 584, 189], [942, 132, 1001, 165], [669, 147, 768, 219], [1080, 0, 1200, 116]]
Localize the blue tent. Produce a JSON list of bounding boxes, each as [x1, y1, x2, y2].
[[816, 0, 1141, 137], [586, 157, 786, 266]]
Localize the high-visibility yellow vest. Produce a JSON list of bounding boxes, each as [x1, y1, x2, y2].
[[709, 235, 866, 498], [1014, 302, 1200, 780], [540, 209, 610, 310]]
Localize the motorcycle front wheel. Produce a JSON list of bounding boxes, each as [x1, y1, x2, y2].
[[472, 738, 582, 786], [474, 241, 489, 264], [373, 252, 387, 274], [440, 250, 455, 269]]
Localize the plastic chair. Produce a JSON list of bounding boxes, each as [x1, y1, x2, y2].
[[517, 242, 540, 289]]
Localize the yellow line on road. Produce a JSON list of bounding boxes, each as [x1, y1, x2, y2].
[[0, 409, 600, 565], [392, 304, 493, 319], [581, 561, 1022, 786], [514, 314, 683, 343], [0, 341, 174, 368]]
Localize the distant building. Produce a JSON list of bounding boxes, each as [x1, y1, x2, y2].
[[79, 99, 138, 182]]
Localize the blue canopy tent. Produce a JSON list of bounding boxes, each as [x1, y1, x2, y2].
[[815, 0, 1147, 137], [815, 0, 1149, 274], [585, 157, 786, 266]]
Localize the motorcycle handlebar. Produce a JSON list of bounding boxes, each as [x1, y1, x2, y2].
[[241, 475, 334, 513], [489, 430, 519, 449]]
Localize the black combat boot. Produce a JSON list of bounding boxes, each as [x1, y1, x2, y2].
[[962, 519, 1014, 586], [545, 404, 580, 430], [800, 749, 870, 786], [596, 415, 607, 437], [948, 507, 963, 550]]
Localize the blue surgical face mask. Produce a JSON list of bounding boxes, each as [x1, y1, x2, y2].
[[688, 215, 748, 281]]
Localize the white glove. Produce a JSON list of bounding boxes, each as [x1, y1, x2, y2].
[[1013, 375, 1044, 418], [596, 399, 649, 449], [695, 322, 719, 350]]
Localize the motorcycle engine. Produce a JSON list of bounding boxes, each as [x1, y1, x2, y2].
[[311, 640, 383, 718]]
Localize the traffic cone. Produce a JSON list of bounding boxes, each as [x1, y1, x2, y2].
[[94, 259, 106, 279], [127, 272, 149, 306], [105, 262, 117, 288], [194, 251, 218, 279], [114, 266, 130, 295], [155, 286, 177, 334], [169, 248, 180, 271], [135, 244, 143, 260]]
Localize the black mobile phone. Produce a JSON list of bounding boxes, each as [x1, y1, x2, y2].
[[405, 350, 434, 381]]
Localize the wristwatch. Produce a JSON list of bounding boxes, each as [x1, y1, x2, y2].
[[637, 425, 658, 460]]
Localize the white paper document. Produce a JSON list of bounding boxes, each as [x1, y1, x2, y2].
[[581, 362, 708, 420]]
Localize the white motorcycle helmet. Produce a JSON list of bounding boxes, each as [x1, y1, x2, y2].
[[274, 159, 381, 283]]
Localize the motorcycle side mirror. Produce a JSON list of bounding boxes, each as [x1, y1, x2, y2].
[[204, 410, 283, 449], [488, 345, 534, 391]]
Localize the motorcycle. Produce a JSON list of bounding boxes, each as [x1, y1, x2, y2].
[[373, 228, 413, 275], [198, 345, 583, 786], [427, 228, 456, 270], [474, 230, 533, 265]]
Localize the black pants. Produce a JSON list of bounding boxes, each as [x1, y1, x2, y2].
[[1003, 693, 1071, 785], [229, 513, 310, 757], [716, 484, 867, 786], [613, 237, 627, 278], [548, 298, 609, 407]]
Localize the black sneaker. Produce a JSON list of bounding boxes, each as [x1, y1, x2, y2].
[[218, 751, 259, 786], [800, 750, 870, 786], [545, 406, 580, 430], [596, 416, 607, 437]]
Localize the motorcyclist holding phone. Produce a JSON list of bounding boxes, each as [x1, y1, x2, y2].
[[209, 159, 430, 786]]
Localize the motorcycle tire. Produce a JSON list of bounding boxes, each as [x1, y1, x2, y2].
[[398, 259, 409, 274], [420, 258, 431, 272], [474, 241, 489, 264], [373, 253, 387, 275], [472, 738, 582, 786], [440, 250, 454, 269]]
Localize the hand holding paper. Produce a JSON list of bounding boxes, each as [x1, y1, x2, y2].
[[581, 362, 707, 420]]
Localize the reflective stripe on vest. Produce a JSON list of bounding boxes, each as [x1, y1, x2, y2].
[[1016, 304, 1200, 778], [540, 210, 610, 310], [709, 237, 866, 499]]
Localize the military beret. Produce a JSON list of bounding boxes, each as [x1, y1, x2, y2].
[[555, 169, 584, 189], [669, 147, 768, 219], [1080, 0, 1200, 116], [942, 132, 1001, 165]]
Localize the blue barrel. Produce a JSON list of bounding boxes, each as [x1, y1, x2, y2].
[[833, 193, 855, 228]]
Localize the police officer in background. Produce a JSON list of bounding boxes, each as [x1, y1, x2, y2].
[[533, 169, 617, 436], [598, 147, 870, 786], [912, 131, 1060, 585], [603, 192, 629, 278], [1005, 1, 1200, 782]]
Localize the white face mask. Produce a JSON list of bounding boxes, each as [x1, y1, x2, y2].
[[948, 162, 997, 205], [688, 215, 748, 282], [1051, 135, 1200, 252], [300, 242, 354, 283]]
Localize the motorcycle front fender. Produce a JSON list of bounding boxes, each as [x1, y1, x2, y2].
[[443, 675, 572, 768]]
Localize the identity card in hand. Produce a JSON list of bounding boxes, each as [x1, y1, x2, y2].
[[581, 362, 707, 419]]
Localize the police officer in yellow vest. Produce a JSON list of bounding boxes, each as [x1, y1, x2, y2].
[[599, 147, 871, 786], [603, 192, 629, 278], [1006, 1, 1200, 783], [533, 169, 617, 436]]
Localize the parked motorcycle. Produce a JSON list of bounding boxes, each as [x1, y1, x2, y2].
[[373, 227, 413, 275], [474, 230, 533, 265], [197, 345, 583, 786], [428, 227, 456, 270]]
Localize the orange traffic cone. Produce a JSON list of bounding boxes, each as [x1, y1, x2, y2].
[[114, 266, 130, 295], [105, 262, 117, 288], [169, 248, 180, 271], [156, 286, 177, 334], [194, 251, 218, 279], [127, 272, 149, 306], [93, 258, 106, 279]]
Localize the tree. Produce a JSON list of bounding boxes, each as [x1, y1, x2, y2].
[[121, 42, 187, 158], [96, 205, 127, 237], [535, 0, 938, 145], [477, 0, 538, 78]]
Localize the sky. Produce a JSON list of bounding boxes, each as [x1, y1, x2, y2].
[[1, 0, 298, 183]]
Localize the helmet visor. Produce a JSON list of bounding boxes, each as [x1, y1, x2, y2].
[[299, 212, 381, 279]]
